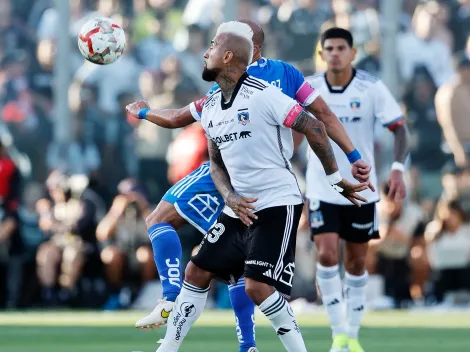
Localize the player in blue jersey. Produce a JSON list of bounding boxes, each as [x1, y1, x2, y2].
[[126, 20, 372, 352]]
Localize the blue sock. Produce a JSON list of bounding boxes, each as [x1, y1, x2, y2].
[[228, 278, 256, 352], [148, 223, 182, 302]]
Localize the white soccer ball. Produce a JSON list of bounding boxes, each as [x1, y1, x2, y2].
[[78, 17, 126, 65]]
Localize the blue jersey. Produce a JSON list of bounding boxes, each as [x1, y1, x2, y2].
[[190, 57, 318, 120]]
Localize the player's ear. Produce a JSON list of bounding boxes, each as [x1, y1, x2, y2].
[[319, 50, 325, 62], [223, 51, 234, 64], [351, 47, 357, 61]]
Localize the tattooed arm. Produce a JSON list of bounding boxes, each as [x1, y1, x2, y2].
[[208, 140, 258, 225], [291, 109, 339, 175], [387, 123, 409, 201], [289, 108, 368, 206]]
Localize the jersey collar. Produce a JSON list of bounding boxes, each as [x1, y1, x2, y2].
[[324, 68, 356, 94], [221, 72, 249, 110], [248, 57, 267, 68]]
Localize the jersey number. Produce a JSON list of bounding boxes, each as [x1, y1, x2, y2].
[[270, 80, 282, 91], [207, 223, 225, 243]]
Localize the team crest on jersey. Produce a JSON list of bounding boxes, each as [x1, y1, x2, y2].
[[237, 109, 250, 125], [350, 98, 361, 111], [310, 210, 324, 229]]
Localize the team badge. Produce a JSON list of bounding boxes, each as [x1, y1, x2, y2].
[[310, 210, 324, 229], [237, 109, 250, 125], [350, 98, 361, 111]]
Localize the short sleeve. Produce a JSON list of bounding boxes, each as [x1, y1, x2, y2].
[[285, 64, 320, 106], [253, 85, 301, 127], [373, 80, 405, 130], [189, 84, 220, 121]]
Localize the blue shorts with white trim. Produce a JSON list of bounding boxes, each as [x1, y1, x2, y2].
[[162, 162, 224, 234]]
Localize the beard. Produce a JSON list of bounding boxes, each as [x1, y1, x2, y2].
[[202, 66, 221, 82]]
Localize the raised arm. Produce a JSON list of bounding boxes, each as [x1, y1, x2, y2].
[[126, 101, 195, 129], [287, 106, 368, 206], [208, 139, 258, 226]]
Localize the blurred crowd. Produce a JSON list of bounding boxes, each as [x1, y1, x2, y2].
[[0, 0, 470, 310]]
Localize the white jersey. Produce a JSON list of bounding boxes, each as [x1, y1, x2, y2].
[[305, 69, 404, 206], [201, 73, 303, 214]]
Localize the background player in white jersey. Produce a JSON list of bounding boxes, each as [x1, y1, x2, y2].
[[305, 28, 410, 352], [156, 22, 368, 352]]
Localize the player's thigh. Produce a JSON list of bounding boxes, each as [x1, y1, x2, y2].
[[147, 200, 187, 230], [245, 204, 303, 298], [161, 162, 225, 234], [309, 200, 341, 265], [191, 213, 245, 284]]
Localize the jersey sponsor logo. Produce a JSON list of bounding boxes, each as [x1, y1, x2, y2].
[[338, 116, 362, 123], [239, 131, 251, 138], [216, 119, 235, 127], [310, 210, 324, 228], [263, 269, 273, 278], [181, 302, 196, 317], [208, 120, 213, 128], [237, 109, 250, 125], [350, 97, 361, 110], [240, 85, 254, 99], [212, 131, 252, 146], [245, 260, 274, 268], [188, 193, 220, 222]]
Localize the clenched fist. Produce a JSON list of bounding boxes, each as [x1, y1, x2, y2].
[[126, 100, 150, 119]]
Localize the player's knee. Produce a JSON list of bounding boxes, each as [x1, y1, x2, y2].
[[244, 278, 272, 305], [345, 255, 367, 275], [184, 261, 212, 288], [316, 247, 339, 267], [37, 242, 61, 266], [145, 201, 181, 229]]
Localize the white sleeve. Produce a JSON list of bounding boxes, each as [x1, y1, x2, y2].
[[253, 85, 300, 128], [373, 80, 405, 129]]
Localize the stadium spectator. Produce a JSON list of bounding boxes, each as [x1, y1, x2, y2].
[[425, 196, 470, 304], [435, 56, 470, 168], [96, 178, 154, 310], [370, 185, 426, 308], [35, 171, 99, 306]]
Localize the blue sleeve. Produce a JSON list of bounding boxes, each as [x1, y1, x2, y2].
[[284, 63, 305, 93]]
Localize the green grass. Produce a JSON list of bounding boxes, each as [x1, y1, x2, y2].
[[1, 310, 469, 352]]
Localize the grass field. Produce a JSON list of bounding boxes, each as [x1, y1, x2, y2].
[[1, 310, 470, 352]]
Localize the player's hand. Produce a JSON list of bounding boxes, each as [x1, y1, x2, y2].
[[387, 170, 406, 201], [225, 193, 258, 226], [333, 179, 368, 207], [351, 159, 375, 191], [126, 100, 150, 119]]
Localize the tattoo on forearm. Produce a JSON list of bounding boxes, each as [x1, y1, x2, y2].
[[208, 140, 233, 199], [393, 124, 409, 164], [292, 110, 338, 175]]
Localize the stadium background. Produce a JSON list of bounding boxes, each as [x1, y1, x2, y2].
[[0, 0, 470, 351]]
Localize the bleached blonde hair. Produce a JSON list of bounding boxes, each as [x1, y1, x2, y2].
[[216, 21, 254, 65]]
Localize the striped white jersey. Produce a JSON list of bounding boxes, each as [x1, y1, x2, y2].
[[201, 73, 304, 214], [305, 69, 404, 206]]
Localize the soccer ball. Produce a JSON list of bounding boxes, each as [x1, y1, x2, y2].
[[78, 17, 126, 65]]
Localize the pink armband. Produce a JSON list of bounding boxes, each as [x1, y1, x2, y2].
[[283, 104, 303, 128], [295, 81, 318, 106]]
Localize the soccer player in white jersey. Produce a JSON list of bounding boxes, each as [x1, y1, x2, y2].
[[156, 22, 368, 352], [305, 28, 409, 352]]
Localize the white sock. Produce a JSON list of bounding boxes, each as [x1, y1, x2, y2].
[[157, 281, 210, 352], [344, 271, 368, 339], [259, 291, 307, 352], [316, 263, 346, 337]]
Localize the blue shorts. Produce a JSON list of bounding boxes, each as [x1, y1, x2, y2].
[[162, 162, 225, 234]]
